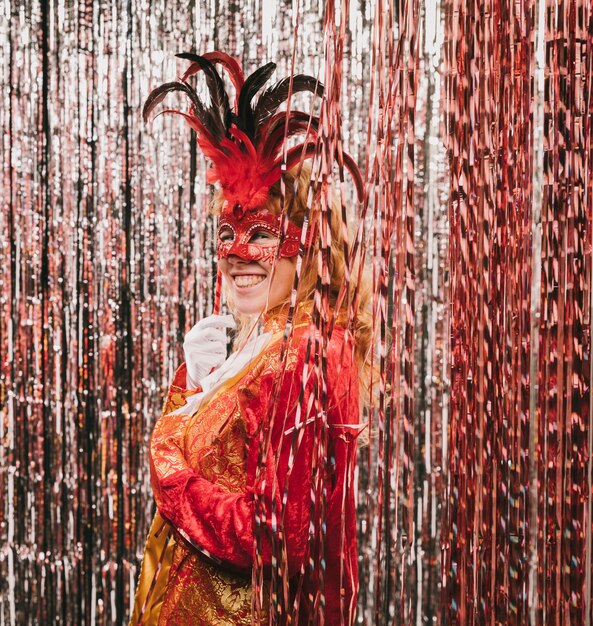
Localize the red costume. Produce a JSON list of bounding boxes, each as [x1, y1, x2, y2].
[[132, 51, 365, 625], [130, 312, 361, 625]]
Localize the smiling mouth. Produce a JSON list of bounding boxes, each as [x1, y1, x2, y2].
[[233, 274, 267, 288]]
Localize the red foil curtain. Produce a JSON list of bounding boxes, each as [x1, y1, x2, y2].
[[442, 0, 593, 623], [443, 0, 537, 621], [0, 0, 592, 625]]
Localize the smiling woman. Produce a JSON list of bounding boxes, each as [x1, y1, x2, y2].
[[130, 52, 371, 626], [219, 249, 296, 315], [215, 204, 298, 316]]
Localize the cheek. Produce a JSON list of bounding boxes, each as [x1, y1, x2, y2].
[[271, 260, 297, 295], [217, 258, 230, 279]]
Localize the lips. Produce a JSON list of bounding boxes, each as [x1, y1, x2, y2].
[[232, 274, 267, 288]]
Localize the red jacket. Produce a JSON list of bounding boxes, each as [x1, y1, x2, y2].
[[148, 319, 360, 625]]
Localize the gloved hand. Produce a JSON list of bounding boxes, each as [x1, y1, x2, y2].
[[183, 314, 236, 389]]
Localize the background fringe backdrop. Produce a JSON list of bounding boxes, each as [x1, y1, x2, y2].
[[0, 0, 591, 624]]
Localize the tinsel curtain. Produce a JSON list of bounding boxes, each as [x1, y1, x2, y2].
[[1, 0, 591, 625]]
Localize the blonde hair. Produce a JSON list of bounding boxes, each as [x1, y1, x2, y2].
[[210, 165, 373, 394]]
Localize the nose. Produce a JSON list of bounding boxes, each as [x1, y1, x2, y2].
[[227, 254, 250, 264]]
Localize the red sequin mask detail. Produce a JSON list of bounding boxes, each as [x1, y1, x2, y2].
[[217, 205, 305, 263]]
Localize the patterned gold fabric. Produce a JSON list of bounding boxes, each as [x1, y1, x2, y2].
[[128, 513, 176, 626], [154, 400, 276, 625], [156, 397, 253, 624], [157, 543, 254, 625], [131, 311, 352, 626]]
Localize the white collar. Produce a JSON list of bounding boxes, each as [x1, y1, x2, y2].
[[166, 331, 273, 417]]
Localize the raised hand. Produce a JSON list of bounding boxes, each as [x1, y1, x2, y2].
[[183, 314, 236, 388]]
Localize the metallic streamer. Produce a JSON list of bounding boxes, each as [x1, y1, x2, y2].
[[1, 0, 592, 625]]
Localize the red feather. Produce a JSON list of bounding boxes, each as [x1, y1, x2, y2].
[[145, 51, 364, 211]]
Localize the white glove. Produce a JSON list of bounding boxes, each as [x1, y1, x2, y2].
[[183, 314, 236, 389]]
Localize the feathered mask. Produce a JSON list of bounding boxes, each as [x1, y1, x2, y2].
[[143, 51, 364, 216]]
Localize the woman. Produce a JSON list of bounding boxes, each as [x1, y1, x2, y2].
[[130, 52, 370, 626]]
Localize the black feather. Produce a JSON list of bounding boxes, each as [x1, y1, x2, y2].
[[262, 110, 319, 142], [226, 110, 241, 129], [176, 53, 230, 140], [253, 75, 324, 137], [261, 112, 320, 159], [237, 62, 276, 139], [143, 81, 207, 124]]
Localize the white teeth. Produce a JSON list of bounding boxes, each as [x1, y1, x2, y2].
[[233, 274, 266, 287]]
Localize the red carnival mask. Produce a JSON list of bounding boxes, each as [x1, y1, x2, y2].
[[216, 204, 305, 263]]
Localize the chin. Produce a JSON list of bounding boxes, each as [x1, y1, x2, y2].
[[230, 294, 267, 317], [232, 297, 284, 317], [234, 304, 265, 316]]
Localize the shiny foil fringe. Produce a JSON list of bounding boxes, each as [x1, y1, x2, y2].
[[0, 1, 591, 625]]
